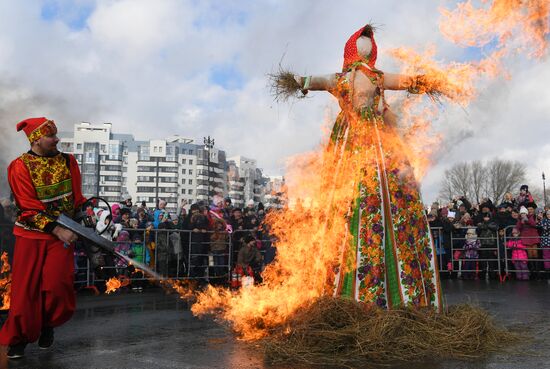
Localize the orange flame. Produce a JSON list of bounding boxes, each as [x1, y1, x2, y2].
[[0, 252, 11, 310], [161, 279, 197, 299], [389, 0, 548, 177], [189, 1, 549, 341], [439, 0, 549, 58], [105, 275, 131, 294], [193, 115, 410, 339]]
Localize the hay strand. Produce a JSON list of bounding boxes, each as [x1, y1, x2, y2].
[[262, 296, 520, 367]]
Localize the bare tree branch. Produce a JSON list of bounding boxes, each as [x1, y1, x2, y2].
[[439, 159, 526, 206]]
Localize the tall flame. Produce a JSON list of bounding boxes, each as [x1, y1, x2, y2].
[[193, 110, 427, 339], [191, 1, 549, 340], [389, 0, 548, 179], [439, 0, 549, 58]]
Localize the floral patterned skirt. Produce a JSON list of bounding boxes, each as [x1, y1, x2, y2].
[[331, 111, 442, 310]]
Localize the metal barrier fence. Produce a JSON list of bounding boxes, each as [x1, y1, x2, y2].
[[429, 226, 502, 279], [430, 225, 550, 280], [502, 225, 550, 280], [1, 222, 549, 289], [74, 227, 275, 288], [0, 223, 275, 289]]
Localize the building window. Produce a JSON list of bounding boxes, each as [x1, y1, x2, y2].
[[182, 158, 186, 164], [182, 149, 187, 154], [77, 143, 82, 150], [159, 146, 163, 152], [189, 179, 193, 185], [181, 189, 185, 194], [189, 169, 193, 175], [153, 146, 158, 153], [188, 189, 193, 194], [189, 159, 193, 165], [189, 150, 193, 155], [181, 169, 186, 174], [181, 179, 186, 184]]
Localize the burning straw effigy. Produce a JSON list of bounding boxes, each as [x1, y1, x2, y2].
[[193, 2, 547, 366], [262, 296, 519, 367]]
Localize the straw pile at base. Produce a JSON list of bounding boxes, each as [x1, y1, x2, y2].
[[262, 296, 519, 367]]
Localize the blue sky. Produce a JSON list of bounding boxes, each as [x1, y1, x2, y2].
[[40, 0, 95, 30], [209, 62, 244, 90]]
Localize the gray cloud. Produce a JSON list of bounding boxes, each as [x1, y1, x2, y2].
[[0, 0, 547, 204]]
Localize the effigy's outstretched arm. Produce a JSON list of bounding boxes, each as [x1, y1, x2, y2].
[[294, 74, 338, 93], [384, 73, 442, 99], [383, 73, 417, 91], [269, 70, 338, 101]]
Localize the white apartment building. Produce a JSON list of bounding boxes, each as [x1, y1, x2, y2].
[[58, 123, 227, 214], [262, 175, 286, 209], [227, 155, 265, 208]]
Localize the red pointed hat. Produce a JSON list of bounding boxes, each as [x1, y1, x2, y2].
[[16, 117, 57, 143], [342, 24, 378, 72]]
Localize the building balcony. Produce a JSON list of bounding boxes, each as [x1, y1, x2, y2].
[[100, 191, 121, 196], [101, 170, 122, 176], [101, 180, 122, 186], [158, 161, 178, 167], [135, 191, 156, 196]]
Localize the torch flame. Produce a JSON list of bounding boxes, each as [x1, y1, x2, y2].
[[161, 279, 197, 299], [105, 275, 131, 294], [0, 252, 11, 310]]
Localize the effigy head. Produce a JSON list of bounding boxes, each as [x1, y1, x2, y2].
[[343, 24, 378, 72]]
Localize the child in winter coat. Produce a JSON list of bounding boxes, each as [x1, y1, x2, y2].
[[506, 228, 529, 280], [462, 228, 481, 279], [114, 230, 132, 272], [477, 212, 499, 278], [130, 235, 150, 265]]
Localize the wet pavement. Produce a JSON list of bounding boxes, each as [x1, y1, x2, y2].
[[0, 279, 549, 369]]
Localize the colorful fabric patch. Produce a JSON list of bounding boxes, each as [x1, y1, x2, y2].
[[27, 120, 57, 143], [331, 70, 441, 310]]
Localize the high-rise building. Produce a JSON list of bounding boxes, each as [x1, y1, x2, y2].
[[58, 123, 227, 214], [261, 175, 286, 209], [226, 155, 265, 208]]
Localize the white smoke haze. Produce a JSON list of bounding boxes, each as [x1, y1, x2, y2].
[[0, 0, 548, 203]]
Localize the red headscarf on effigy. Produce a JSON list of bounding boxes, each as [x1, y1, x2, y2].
[[342, 24, 378, 72]]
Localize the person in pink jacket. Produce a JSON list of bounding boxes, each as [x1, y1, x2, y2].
[[516, 203, 540, 278], [506, 228, 529, 280]]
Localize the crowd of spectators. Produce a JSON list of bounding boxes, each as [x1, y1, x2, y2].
[[70, 194, 275, 288], [1, 183, 549, 288], [427, 184, 550, 280]]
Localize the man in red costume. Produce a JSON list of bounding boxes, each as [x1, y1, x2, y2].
[[0, 117, 86, 359]]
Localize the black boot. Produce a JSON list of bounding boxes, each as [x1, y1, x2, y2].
[[7, 342, 27, 359], [38, 326, 54, 349]]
